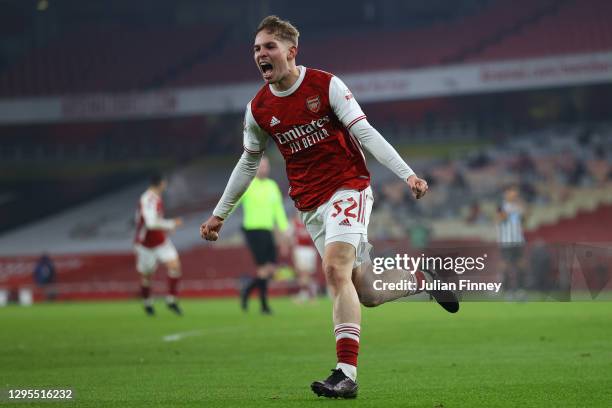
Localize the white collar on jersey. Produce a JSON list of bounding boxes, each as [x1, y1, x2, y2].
[[268, 65, 306, 97]]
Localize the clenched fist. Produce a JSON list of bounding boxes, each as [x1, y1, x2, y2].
[[406, 174, 428, 199], [200, 215, 224, 241]]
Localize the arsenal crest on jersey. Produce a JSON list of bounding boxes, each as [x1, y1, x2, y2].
[[306, 95, 321, 113]]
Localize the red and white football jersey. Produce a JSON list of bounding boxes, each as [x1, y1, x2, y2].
[[244, 66, 370, 211], [134, 189, 175, 248]]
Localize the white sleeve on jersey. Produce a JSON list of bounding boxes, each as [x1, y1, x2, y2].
[[243, 101, 269, 153], [212, 150, 262, 219], [212, 103, 266, 219], [328, 76, 366, 129], [141, 195, 176, 230], [350, 119, 415, 180], [329, 76, 415, 181]]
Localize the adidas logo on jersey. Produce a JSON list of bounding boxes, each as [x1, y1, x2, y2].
[[270, 116, 281, 127], [338, 218, 352, 227]]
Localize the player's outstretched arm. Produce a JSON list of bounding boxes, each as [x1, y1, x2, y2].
[[200, 150, 262, 241], [329, 75, 427, 199], [351, 119, 428, 199]]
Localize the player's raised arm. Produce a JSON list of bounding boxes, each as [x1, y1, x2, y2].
[[200, 103, 269, 241], [329, 76, 428, 199]]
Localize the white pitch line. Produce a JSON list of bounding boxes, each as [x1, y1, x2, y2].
[[162, 330, 204, 342], [161, 326, 244, 342]]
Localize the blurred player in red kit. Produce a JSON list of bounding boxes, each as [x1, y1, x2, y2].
[[134, 173, 183, 316], [291, 213, 319, 302], [200, 16, 459, 398]]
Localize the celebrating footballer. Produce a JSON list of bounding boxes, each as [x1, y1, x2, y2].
[[201, 15, 459, 399]]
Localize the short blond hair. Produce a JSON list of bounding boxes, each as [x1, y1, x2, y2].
[[255, 15, 299, 47]]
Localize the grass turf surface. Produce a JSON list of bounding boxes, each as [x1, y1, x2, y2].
[[1, 299, 611, 407]]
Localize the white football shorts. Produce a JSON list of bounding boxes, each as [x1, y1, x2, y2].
[[134, 239, 179, 275], [299, 186, 373, 267]]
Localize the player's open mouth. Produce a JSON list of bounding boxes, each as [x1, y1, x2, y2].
[[259, 62, 274, 80]]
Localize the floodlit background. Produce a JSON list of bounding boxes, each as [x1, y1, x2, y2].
[[0, 0, 610, 301]]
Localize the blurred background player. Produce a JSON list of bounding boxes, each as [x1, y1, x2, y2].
[[497, 184, 527, 298], [290, 213, 318, 303], [33, 252, 56, 301], [238, 156, 289, 314], [134, 173, 184, 316]]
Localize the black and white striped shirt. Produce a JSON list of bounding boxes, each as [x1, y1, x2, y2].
[[498, 201, 524, 246]]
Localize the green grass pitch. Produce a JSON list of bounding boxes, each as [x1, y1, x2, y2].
[[1, 299, 611, 407]]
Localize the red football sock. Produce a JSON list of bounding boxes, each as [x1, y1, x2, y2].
[[334, 323, 360, 377], [167, 276, 180, 298], [140, 285, 151, 300]]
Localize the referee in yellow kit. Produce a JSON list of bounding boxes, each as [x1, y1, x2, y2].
[[239, 156, 289, 314]]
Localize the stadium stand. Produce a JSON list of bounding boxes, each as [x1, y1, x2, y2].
[[469, 0, 612, 62], [0, 116, 212, 163], [168, 0, 560, 86], [0, 23, 227, 97], [370, 123, 612, 240], [0, 0, 587, 95], [0, 115, 217, 232]]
